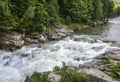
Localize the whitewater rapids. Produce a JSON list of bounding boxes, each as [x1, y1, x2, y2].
[[0, 35, 119, 82]]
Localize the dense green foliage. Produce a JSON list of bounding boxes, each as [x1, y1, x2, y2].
[[0, 0, 115, 32], [102, 0, 114, 18], [115, 7, 120, 15], [30, 72, 50, 82]]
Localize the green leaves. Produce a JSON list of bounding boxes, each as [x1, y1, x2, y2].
[[30, 72, 50, 82], [0, 0, 115, 31], [54, 63, 90, 82], [93, 0, 103, 20], [0, 0, 11, 16], [21, 6, 36, 21]]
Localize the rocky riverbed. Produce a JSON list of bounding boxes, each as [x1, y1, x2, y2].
[[0, 17, 120, 82], [0, 25, 73, 51], [25, 50, 120, 82], [80, 50, 120, 82], [24, 50, 120, 82]]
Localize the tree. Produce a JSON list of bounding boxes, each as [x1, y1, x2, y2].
[[93, 0, 103, 20], [58, 0, 91, 22], [102, 0, 114, 18], [46, 0, 60, 25], [86, 0, 94, 20]]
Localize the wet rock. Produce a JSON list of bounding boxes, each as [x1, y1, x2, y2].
[[105, 51, 120, 61], [50, 33, 62, 40], [4, 61, 10, 66], [24, 76, 30, 82], [101, 39, 116, 43], [48, 73, 61, 82], [103, 18, 109, 24], [0, 31, 25, 51], [49, 25, 73, 40], [3, 56, 10, 59], [21, 53, 30, 57], [24, 38, 39, 44], [94, 55, 105, 59], [37, 45, 41, 48], [57, 32, 67, 37], [116, 72, 120, 78], [38, 34, 47, 42], [74, 58, 80, 61], [55, 25, 73, 34], [88, 21, 97, 27], [0, 25, 73, 51], [80, 68, 118, 82], [26, 34, 47, 43]]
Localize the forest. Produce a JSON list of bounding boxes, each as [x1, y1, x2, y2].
[[0, 0, 117, 33]]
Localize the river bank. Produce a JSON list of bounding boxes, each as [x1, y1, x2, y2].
[[0, 19, 108, 51], [0, 34, 120, 82], [0, 25, 74, 51]]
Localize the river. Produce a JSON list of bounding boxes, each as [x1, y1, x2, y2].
[[0, 17, 120, 82]]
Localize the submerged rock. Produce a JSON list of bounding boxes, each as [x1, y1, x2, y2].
[[3, 55, 10, 59], [24, 76, 30, 82]]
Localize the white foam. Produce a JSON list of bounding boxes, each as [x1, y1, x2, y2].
[[108, 19, 120, 24], [0, 64, 22, 82], [0, 35, 119, 82]]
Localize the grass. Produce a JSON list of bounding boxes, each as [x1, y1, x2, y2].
[[30, 72, 50, 82], [54, 63, 90, 82], [112, 63, 120, 72], [69, 23, 89, 32], [29, 63, 90, 82], [104, 63, 120, 81], [101, 58, 111, 64]]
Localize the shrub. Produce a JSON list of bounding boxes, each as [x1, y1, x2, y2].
[[54, 63, 90, 82], [29, 63, 90, 82], [66, 16, 72, 25], [30, 72, 50, 82]]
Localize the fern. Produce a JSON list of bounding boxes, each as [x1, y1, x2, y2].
[[0, 0, 11, 16]]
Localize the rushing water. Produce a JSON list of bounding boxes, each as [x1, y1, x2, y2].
[[0, 17, 120, 82]]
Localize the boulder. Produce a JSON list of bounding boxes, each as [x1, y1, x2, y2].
[[38, 34, 47, 42], [54, 25, 74, 35], [0, 31, 25, 51], [88, 21, 97, 27], [116, 72, 120, 78], [24, 76, 30, 82], [48, 73, 61, 82], [49, 25, 74, 40], [25, 34, 47, 44], [105, 51, 120, 61], [24, 38, 39, 44], [80, 68, 119, 82], [103, 18, 109, 24]]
